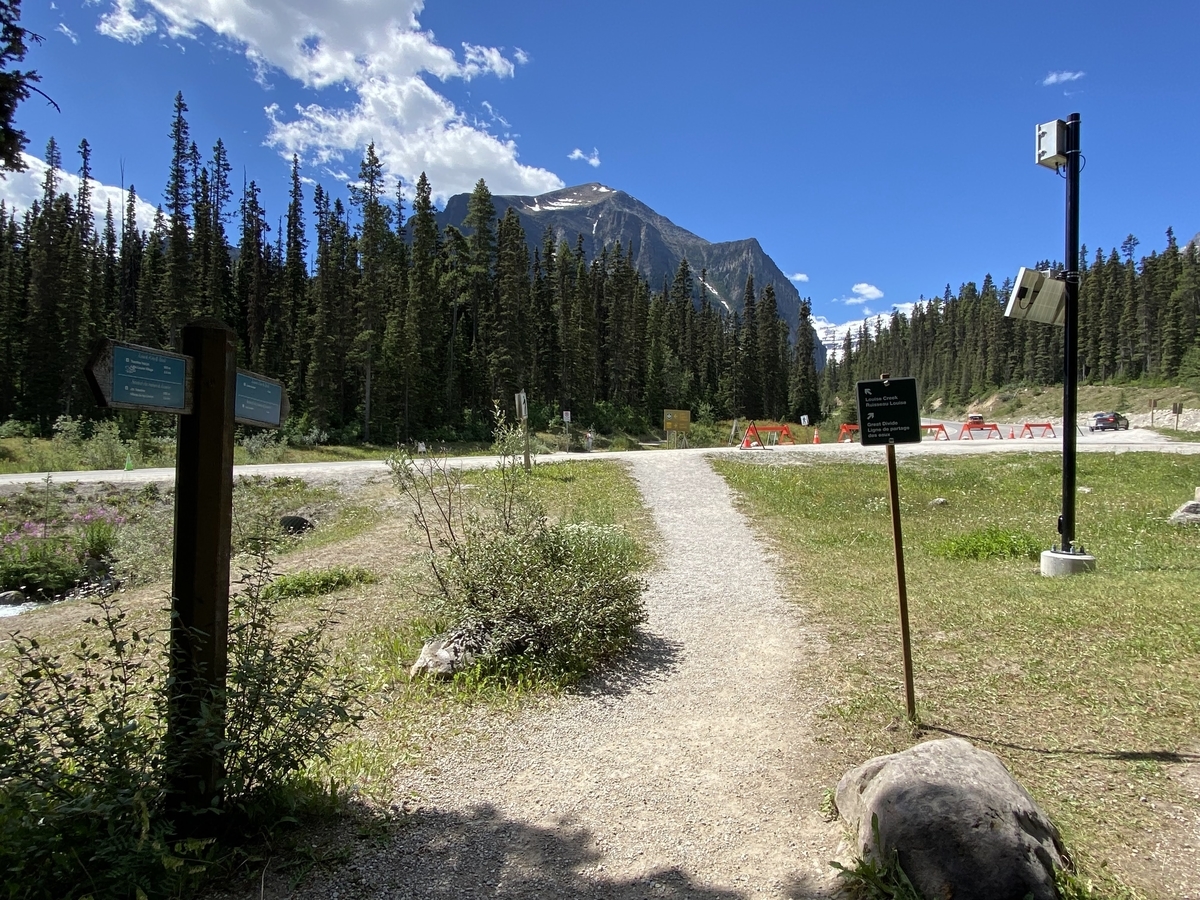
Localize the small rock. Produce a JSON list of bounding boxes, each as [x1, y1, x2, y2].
[[928, 498, 948, 507], [0, 589, 26, 606], [1169, 501, 1200, 525], [410, 627, 486, 679], [279, 514, 313, 535]]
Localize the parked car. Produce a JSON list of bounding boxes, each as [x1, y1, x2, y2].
[[1089, 412, 1129, 432]]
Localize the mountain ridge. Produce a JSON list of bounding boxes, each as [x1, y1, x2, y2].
[[436, 183, 824, 366]]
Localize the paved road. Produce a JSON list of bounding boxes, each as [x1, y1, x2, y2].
[[1, 425, 1195, 491]]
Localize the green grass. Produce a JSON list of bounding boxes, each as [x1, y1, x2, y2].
[[712, 452, 1200, 899], [262, 565, 377, 602]]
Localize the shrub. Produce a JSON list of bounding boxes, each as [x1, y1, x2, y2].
[[930, 525, 1043, 561], [391, 406, 647, 686], [237, 429, 286, 463], [261, 565, 376, 602], [0, 525, 84, 597], [0, 554, 363, 898]]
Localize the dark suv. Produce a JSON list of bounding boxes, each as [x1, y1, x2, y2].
[[1090, 412, 1129, 432]]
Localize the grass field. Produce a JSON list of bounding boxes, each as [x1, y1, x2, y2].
[[713, 451, 1200, 899]]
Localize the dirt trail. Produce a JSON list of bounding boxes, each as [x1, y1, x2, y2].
[[264, 452, 844, 899]]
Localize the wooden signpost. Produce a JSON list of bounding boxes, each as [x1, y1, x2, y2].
[[87, 320, 287, 826], [856, 375, 922, 722]]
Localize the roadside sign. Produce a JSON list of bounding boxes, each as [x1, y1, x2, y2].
[[234, 370, 287, 428], [563, 410, 571, 424], [86, 339, 194, 415], [856, 377, 922, 446], [515, 390, 528, 420], [1172, 402, 1184, 416], [663, 409, 691, 432]]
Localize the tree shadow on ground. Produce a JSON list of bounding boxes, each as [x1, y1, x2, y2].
[[570, 630, 684, 700], [236, 802, 838, 899]]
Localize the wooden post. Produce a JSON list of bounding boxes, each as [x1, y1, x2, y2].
[[886, 442, 917, 722], [168, 319, 236, 824]]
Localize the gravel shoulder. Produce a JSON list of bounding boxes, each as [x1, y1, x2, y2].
[[249, 452, 845, 899]]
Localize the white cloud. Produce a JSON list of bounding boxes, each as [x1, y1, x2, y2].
[[97, 0, 156, 43], [56, 23, 79, 44], [93, 0, 564, 202], [789, 272, 809, 283], [513, 47, 529, 66], [839, 282, 883, 304], [0, 152, 160, 234], [1042, 71, 1084, 86], [568, 147, 601, 168]]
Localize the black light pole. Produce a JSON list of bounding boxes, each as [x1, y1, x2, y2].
[[1060, 113, 1081, 550]]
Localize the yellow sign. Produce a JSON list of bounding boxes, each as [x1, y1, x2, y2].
[[663, 409, 691, 432]]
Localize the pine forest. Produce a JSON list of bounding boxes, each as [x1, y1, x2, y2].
[[2, 95, 1197, 443]]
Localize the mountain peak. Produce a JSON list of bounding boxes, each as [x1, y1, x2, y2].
[[435, 182, 823, 366]]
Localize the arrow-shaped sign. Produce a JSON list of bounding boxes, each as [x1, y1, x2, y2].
[[86, 339, 194, 415]]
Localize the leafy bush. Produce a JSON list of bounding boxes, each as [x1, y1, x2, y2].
[[0, 419, 32, 439], [0, 553, 363, 898], [222, 552, 364, 819], [237, 429, 287, 463], [0, 526, 84, 597], [930, 525, 1043, 561], [391, 406, 647, 686], [262, 565, 376, 602]]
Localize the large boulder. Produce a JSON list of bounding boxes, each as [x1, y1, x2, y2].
[[835, 738, 1065, 900]]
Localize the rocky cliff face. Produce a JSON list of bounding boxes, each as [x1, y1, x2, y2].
[[437, 183, 823, 366]]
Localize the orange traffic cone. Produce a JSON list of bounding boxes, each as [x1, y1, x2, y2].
[[812, 428, 820, 444], [1008, 425, 1015, 439], [740, 435, 752, 449]]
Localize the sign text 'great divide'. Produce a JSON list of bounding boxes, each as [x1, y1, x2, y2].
[[86, 340, 194, 415], [235, 370, 287, 428], [856, 377, 922, 446]]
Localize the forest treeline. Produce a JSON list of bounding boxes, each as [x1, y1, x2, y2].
[[0, 94, 820, 441], [822, 231, 1200, 414], [3, 95, 1196, 441]]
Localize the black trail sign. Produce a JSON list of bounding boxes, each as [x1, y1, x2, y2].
[[856, 377, 922, 446]]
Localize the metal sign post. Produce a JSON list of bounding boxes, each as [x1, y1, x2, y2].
[[516, 390, 530, 472], [857, 375, 922, 722]]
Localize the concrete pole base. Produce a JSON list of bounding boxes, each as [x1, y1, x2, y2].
[[1040, 549, 1097, 577]]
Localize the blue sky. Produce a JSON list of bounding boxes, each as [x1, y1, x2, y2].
[[10, 0, 1200, 337]]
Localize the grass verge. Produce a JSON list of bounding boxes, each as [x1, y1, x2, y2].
[[712, 451, 1200, 900]]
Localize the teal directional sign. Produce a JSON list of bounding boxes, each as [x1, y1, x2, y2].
[[86, 340, 193, 415], [234, 370, 287, 428], [856, 377, 922, 446]]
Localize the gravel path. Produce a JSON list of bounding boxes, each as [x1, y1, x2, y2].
[[268, 452, 844, 899]]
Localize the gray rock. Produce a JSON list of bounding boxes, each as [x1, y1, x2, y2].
[[928, 497, 949, 507], [410, 627, 485, 679], [0, 589, 26, 606], [835, 737, 1065, 900], [279, 515, 314, 535], [1169, 500, 1200, 525]]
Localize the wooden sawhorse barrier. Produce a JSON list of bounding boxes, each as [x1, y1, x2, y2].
[[1019, 422, 1057, 438], [958, 422, 1004, 440], [922, 423, 950, 440]]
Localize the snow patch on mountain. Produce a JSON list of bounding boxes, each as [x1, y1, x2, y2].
[[814, 302, 919, 362]]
